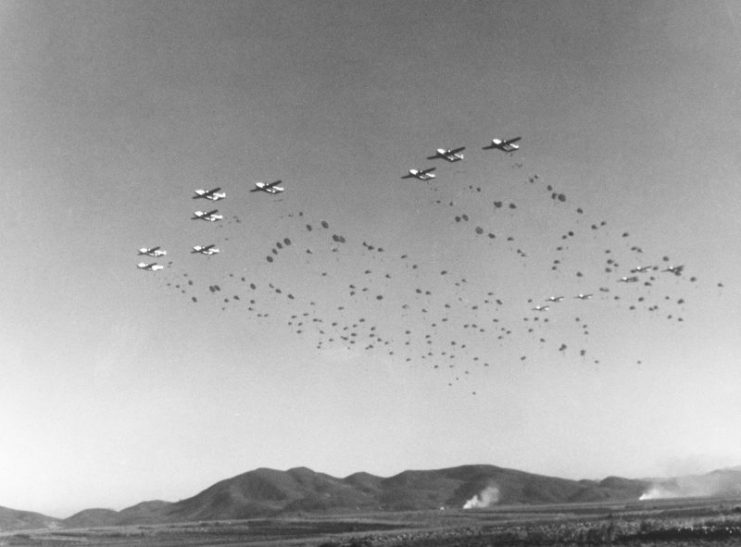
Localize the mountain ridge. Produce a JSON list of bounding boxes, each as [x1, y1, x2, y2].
[[3, 464, 741, 532]]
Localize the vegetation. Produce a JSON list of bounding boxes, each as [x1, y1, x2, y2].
[[3, 497, 741, 546]]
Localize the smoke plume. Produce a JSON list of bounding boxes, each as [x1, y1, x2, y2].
[[463, 485, 500, 509], [640, 470, 741, 500]]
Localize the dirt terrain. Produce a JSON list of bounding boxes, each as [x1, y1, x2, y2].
[[3, 496, 741, 546]]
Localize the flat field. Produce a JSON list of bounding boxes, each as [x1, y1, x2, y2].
[[3, 496, 741, 546]]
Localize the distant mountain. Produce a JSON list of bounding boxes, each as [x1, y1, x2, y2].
[[641, 468, 741, 500], [63, 508, 119, 529], [166, 467, 378, 521], [116, 500, 174, 525], [163, 464, 648, 521], [3, 464, 740, 532], [63, 501, 173, 528], [0, 505, 60, 532]]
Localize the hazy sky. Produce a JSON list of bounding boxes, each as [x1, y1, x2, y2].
[[2, 0, 740, 518]]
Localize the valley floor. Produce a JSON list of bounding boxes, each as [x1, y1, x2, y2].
[[3, 496, 741, 546]]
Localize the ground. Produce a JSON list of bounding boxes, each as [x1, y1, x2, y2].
[[3, 496, 741, 546]]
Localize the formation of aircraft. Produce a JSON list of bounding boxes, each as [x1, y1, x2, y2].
[[405, 139, 523, 186], [138, 246, 167, 257], [252, 180, 285, 194], [483, 137, 521, 153], [192, 244, 220, 256], [136, 128, 723, 391], [142, 180, 289, 270], [402, 168, 437, 181], [137, 262, 164, 271], [191, 209, 223, 222], [192, 187, 226, 201], [427, 147, 465, 162]]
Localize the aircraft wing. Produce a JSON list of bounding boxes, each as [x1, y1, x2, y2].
[[505, 137, 521, 145], [197, 187, 218, 198], [265, 180, 282, 188], [421, 167, 436, 174], [450, 147, 465, 154]]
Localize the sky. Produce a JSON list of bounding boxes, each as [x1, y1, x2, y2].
[[1, 0, 741, 518]]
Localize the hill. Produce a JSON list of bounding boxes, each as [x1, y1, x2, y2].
[[63, 508, 120, 529], [166, 466, 379, 521], [4, 464, 741, 531], [163, 464, 648, 521], [116, 500, 174, 525], [641, 468, 741, 500], [63, 501, 173, 528], [0, 505, 60, 532]]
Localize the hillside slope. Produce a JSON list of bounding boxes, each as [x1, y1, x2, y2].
[[0, 505, 60, 532], [6, 464, 741, 531], [164, 464, 648, 521]]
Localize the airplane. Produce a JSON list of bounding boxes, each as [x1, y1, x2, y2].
[[191, 209, 223, 222], [532, 305, 549, 312], [618, 276, 639, 283], [137, 262, 164, 271], [192, 187, 226, 201], [402, 168, 436, 181], [191, 244, 220, 256], [574, 293, 593, 300], [251, 180, 284, 194], [483, 137, 522, 153], [546, 296, 564, 303], [137, 246, 167, 257], [427, 147, 465, 162]]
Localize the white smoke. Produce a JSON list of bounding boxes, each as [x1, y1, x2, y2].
[[639, 471, 741, 500], [639, 486, 677, 500], [463, 485, 500, 509]]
